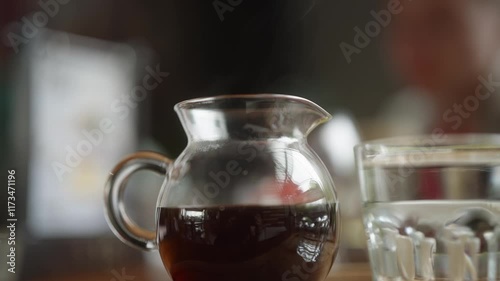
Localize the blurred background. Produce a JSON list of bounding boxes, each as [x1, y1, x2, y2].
[[2, 0, 500, 280]]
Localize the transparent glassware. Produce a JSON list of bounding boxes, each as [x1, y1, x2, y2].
[[355, 134, 500, 281], [104, 94, 340, 281]]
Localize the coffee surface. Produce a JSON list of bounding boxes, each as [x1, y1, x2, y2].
[[157, 203, 338, 281]]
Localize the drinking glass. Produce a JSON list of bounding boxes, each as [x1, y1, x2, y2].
[[355, 134, 500, 281]]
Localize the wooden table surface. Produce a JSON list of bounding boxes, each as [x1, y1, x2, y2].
[[328, 263, 372, 281], [29, 263, 372, 281]]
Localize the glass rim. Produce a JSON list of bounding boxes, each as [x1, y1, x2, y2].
[[356, 134, 500, 151], [355, 134, 500, 166], [173, 93, 331, 119]]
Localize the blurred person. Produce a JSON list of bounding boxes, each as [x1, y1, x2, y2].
[[379, 0, 500, 135]]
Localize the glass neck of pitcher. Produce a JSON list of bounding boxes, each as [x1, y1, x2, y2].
[[174, 94, 331, 142]]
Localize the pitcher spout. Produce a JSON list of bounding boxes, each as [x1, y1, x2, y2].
[[295, 97, 332, 136]]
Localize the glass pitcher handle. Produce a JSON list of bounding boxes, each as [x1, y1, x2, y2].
[[104, 151, 172, 251]]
